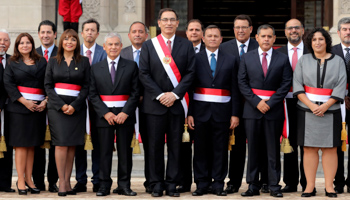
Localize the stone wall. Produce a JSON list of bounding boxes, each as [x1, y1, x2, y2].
[[330, 0, 350, 45]]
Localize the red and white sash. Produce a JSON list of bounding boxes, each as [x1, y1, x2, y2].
[[193, 87, 230, 103], [100, 95, 129, 108], [54, 83, 81, 97], [252, 88, 276, 99], [151, 34, 189, 117], [17, 86, 45, 101]]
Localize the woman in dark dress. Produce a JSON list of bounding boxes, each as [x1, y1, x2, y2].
[[4, 33, 47, 195], [45, 29, 90, 196]]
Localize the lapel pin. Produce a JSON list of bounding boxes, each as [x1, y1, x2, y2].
[[75, 67, 78, 70]]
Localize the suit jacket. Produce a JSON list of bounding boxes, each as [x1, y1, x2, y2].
[[188, 49, 240, 122], [4, 57, 47, 114], [238, 49, 293, 120], [120, 45, 134, 61], [80, 43, 107, 65], [220, 38, 259, 58], [139, 35, 196, 115], [90, 57, 139, 127], [332, 43, 350, 96], [0, 54, 10, 109], [36, 45, 58, 58]]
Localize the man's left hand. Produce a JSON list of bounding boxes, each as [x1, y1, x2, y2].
[[114, 112, 128, 124], [159, 92, 176, 107], [230, 116, 239, 129]]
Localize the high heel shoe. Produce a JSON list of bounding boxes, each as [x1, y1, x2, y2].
[[325, 188, 337, 198], [25, 181, 40, 194], [301, 188, 317, 197], [16, 181, 27, 195]]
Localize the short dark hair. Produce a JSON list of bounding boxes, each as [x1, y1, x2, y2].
[[203, 25, 221, 36], [82, 18, 100, 32], [158, 8, 178, 20], [186, 19, 204, 31], [257, 24, 275, 35], [38, 20, 56, 33], [129, 21, 148, 33], [234, 14, 252, 27], [305, 27, 332, 54]]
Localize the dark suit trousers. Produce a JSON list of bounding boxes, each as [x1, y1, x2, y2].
[[227, 120, 246, 188], [283, 98, 306, 188], [139, 111, 150, 188], [178, 128, 193, 189], [74, 108, 100, 185], [0, 110, 13, 188], [193, 118, 229, 190], [145, 112, 184, 192], [33, 145, 58, 187], [98, 125, 133, 189], [245, 118, 283, 192]]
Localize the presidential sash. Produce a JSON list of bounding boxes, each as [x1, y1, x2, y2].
[[151, 35, 189, 117]]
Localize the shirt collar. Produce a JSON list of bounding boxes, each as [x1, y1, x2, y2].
[[206, 48, 219, 58], [41, 44, 55, 54], [83, 42, 97, 54], [195, 43, 201, 50], [132, 45, 141, 53], [161, 34, 175, 44], [236, 38, 250, 48], [341, 42, 350, 51], [287, 40, 304, 50], [258, 46, 273, 56], [107, 55, 120, 66]]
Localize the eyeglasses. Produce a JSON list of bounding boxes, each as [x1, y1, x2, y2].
[[286, 26, 302, 31], [160, 18, 178, 23], [234, 26, 250, 31]]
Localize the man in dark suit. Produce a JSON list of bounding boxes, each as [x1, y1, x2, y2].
[[73, 18, 107, 193], [89, 32, 139, 196], [332, 17, 350, 194], [120, 21, 151, 193], [0, 29, 15, 193], [220, 14, 263, 194], [186, 19, 205, 53], [277, 18, 308, 193], [238, 24, 292, 198], [33, 20, 59, 192], [188, 25, 240, 196], [139, 8, 195, 197]]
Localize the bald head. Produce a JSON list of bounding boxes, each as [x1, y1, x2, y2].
[[284, 19, 304, 46]]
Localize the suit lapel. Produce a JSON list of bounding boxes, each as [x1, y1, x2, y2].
[[200, 51, 213, 78], [171, 36, 181, 59], [93, 45, 102, 65], [112, 58, 126, 92], [232, 40, 239, 58], [213, 50, 225, 80], [252, 50, 265, 79], [101, 59, 114, 91], [265, 49, 277, 79]]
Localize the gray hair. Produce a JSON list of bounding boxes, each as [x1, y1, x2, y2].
[[0, 29, 10, 43], [338, 17, 350, 31], [257, 24, 275, 35], [104, 32, 122, 44]]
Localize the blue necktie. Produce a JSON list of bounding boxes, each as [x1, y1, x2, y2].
[[239, 44, 246, 59], [210, 53, 216, 77], [135, 50, 140, 67]]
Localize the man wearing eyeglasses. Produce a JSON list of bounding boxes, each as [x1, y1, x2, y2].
[[276, 19, 308, 193], [220, 14, 261, 194], [139, 8, 195, 197]]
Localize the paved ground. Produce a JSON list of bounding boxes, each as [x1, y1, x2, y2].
[[1, 177, 350, 199]]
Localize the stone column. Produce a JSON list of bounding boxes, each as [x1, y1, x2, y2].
[[330, 0, 350, 44]]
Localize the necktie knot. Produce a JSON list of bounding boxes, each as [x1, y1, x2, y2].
[[262, 52, 267, 57], [211, 53, 215, 58], [240, 44, 246, 48], [44, 49, 48, 54], [44, 49, 49, 61], [167, 40, 172, 54], [293, 47, 298, 52], [194, 47, 198, 53], [111, 61, 115, 65], [345, 48, 350, 53], [86, 50, 92, 56]]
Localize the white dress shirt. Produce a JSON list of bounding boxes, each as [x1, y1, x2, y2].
[[106, 55, 120, 73], [205, 48, 219, 66], [132, 45, 141, 60], [236, 38, 250, 54], [83, 42, 97, 61], [258, 47, 273, 69], [41, 44, 55, 59], [287, 41, 304, 65]]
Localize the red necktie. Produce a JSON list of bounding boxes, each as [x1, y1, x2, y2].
[[86, 50, 92, 65], [167, 40, 172, 54], [292, 47, 298, 71], [0, 55, 3, 63], [44, 50, 48, 61], [262, 52, 268, 77]]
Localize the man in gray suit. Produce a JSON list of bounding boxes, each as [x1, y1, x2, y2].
[[73, 18, 107, 193], [120, 21, 150, 192]]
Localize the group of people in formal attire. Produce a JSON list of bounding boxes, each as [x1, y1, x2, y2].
[[0, 7, 350, 198]]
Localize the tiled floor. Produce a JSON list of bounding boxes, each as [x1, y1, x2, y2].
[[1, 177, 350, 199]]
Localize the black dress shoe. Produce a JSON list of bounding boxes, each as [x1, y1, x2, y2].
[[113, 187, 137, 196], [241, 189, 260, 196], [334, 186, 344, 194], [301, 188, 317, 197], [16, 182, 27, 195], [225, 185, 239, 194], [281, 185, 297, 192], [35, 184, 46, 191], [49, 184, 59, 192], [325, 189, 337, 197], [347, 186, 350, 193], [176, 185, 191, 193], [0, 187, 15, 192], [58, 192, 67, 196], [93, 183, 100, 193], [212, 188, 227, 196], [192, 188, 208, 196], [270, 190, 283, 198], [151, 191, 163, 197], [72, 182, 87, 193], [261, 184, 269, 193], [96, 188, 110, 196], [66, 190, 77, 195], [145, 186, 153, 194], [166, 190, 180, 197]]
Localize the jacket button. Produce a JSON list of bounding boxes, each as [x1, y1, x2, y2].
[[212, 84, 215, 87]]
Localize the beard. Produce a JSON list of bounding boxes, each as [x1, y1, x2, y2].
[[0, 45, 6, 55], [288, 35, 301, 44], [342, 36, 350, 45]]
